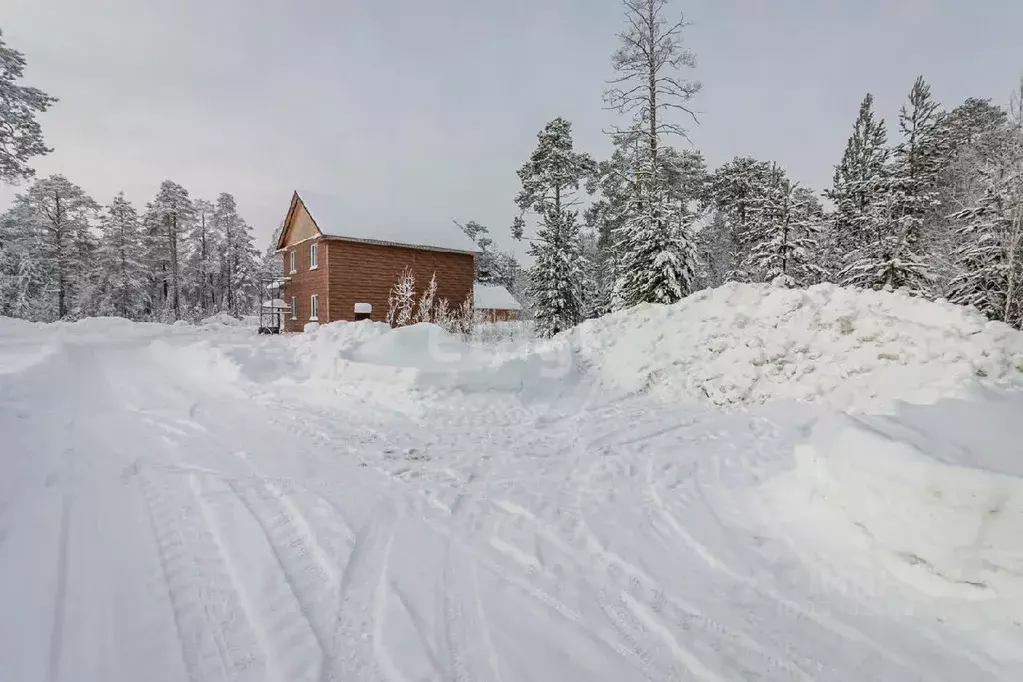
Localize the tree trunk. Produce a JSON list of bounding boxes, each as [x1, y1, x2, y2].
[[167, 214, 180, 320], [54, 191, 66, 319], [646, 0, 658, 174]]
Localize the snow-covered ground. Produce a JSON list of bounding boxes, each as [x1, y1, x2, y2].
[[1, 284, 1021, 681]]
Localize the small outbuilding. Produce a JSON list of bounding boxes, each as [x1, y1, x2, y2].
[[473, 283, 522, 321]]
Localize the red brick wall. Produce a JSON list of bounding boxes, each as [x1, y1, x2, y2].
[[328, 240, 475, 324], [281, 238, 328, 332]]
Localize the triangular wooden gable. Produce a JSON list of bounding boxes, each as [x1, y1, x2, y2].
[[276, 192, 324, 251]]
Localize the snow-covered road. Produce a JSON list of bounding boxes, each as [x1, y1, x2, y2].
[[1, 322, 1020, 681]]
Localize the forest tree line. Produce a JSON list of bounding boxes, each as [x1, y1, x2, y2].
[[505, 0, 1023, 336], [0, 29, 267, 323], [2, 1, 1022, 335]]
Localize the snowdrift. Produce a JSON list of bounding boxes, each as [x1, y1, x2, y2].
[[13, 283, 1023, 414], [753, 396, 1023, 664], [761, 414, 1023, 601], [573, 282, 1023, 411], [242, 283, 1023, 411]]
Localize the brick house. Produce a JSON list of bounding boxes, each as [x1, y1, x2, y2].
[[276, 190, 478, 331]]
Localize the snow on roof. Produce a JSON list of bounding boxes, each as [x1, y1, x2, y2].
[[296, 190, 481, 255], [262, 298, 289, 309], [473, 284, 522, 311]]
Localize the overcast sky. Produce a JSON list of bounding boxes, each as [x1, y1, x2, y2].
[[2, 0, 1021, 255]]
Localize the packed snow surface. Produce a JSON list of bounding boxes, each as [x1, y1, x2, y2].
[[2, 284, 1022, 681]]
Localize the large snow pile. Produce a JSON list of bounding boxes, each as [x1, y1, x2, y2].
[[574, 282, 1023, 412], [755, 402, 1023, 661]]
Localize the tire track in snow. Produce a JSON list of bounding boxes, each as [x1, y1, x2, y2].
[[321, 505, 401, 682], [138, 469, 325, 682], [45, 488, 71, 682], [139, 471, 255, 680], [227, 479, 347, 673], [196, 474, 326, 682]]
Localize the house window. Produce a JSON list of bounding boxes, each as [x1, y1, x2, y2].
[[290, 296, 297, 320], [309, 242, 318, 269], [310, 294, 319, 321], [289, 250, 297, 273]]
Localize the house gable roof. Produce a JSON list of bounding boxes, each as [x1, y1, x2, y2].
[[276, 192, 323, 250], [277, 189, 480, 255], [473, 284, 522, 311]]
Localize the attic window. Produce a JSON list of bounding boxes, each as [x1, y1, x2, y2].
[[310, 242, 318, 270]]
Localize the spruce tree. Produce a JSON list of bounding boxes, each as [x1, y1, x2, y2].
[[96, 193, 147, 318], [0, 30, 57, 182], [614, 179, 696, 306], [512, 117, 596, 336]]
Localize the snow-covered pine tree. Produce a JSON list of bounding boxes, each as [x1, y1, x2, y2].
[[827, 94, 932, 292], [512, 117, 596, 337], [828, 94, 890, 263], [213, 192, 259, 316], [0, 197, 49, 319], [585, 142, 635, 313], [947, 83, 1023, 328], [22, 175, 99, 319], [749, 167, 824, 287], [261, 221, 285, 281], [149, 181, 194, 321], [95, 192, 147, 318], [705, 156, 772, 281], [456, 220, 522, 291], [946, 168, 1021, 325], [0, 30, 57, 183], [604, 0, 702, 308], [185, 199, 219, 317], [885, 77, 945, 296], [929, 98, 1010, 292], [613, 171, 697, 306]]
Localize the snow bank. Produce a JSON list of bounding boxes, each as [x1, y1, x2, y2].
[[762, 415, 1023, 601], [199, 312, 247, 328], [573, 282, 1023, 412], [300, 322, 578, 398]]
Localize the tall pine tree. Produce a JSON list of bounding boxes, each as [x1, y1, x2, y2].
[[604, 0, 702, 308], [0, 30, 56, 182], [150, 181, 194, 321], [213, 192, 259, 316], [185, 199, 218, 317], [96, 193, 147, 318], [513, 118, 596, 337], [750, 167, 824, 287], [23, 175, 99, 319]]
